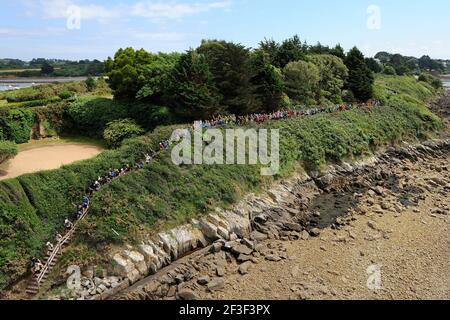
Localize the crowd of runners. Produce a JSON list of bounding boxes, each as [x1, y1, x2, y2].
[[28, 147, 163, 275], [193, 102, 380, 129], [29, 100, 381, 275]]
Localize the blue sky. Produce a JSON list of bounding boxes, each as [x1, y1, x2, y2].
[[1, 0, 449, 60]]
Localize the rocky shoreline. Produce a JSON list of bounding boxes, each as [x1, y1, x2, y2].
[[90, 138, 449, 301]]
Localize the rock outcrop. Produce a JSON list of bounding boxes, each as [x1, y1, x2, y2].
[[81, 139, 450, 300]]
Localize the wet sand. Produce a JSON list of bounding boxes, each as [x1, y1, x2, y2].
[[0, 142, 104, 180]]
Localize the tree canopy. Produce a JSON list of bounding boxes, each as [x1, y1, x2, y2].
[[345, 47, 374, 101], [104, 36, 385, 120]]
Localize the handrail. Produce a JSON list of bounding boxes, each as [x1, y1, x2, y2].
[[35, 207, 89, 285]]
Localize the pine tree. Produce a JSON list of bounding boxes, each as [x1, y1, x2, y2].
[[166, 50, 221, 120], [197, 40, 256, 115], [345, 47, 374, 101], [250, 50, 285, 112]]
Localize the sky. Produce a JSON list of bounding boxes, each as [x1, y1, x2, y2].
[[0, 0, 449, 61]]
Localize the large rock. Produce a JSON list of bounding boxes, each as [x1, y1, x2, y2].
[[170, 225, 207, 257], [123, 250, 147, 276], [177, 289, 199, 300], [238, 261, 252, 275], [159, 233, 180, 260], [199, 219, 220, 241], [231, 244, 253, 256], [207, 278, 225, 292], [138, 244, 162, 274], [112, 254, 135, 276]]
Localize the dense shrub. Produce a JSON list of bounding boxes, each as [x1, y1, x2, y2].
[[3, 80, 111, 104], [0, 141, 17, 164], [418, 73, 443, 90], [103, 119, 144, 148], [0, 108, 34, 143], [65, 97, 174, 137]]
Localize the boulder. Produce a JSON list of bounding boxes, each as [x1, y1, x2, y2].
[[238, 261, 252, 275], [300, 230, 310, 240], [231, 244, 253, 256], [216, 266, 225, 277], [207, 278, 225, 292], [309, 228, 321, 237], [199, 219, 220, 241], [123, 250, 147, 276], [197, 276, 210, 285], [251, 230, 268, 241], [177, 289, 199, 300], [112, 254, 135, 276]]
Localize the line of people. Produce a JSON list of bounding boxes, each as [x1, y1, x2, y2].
[[193, 101, 380, 129], [29, 147, 160, 276]]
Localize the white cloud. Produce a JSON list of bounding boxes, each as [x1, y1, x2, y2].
[[131, 1, 232, 20], [21, 0, 120, 21], [20, 0, 232, 22]]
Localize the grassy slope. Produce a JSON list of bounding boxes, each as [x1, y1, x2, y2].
[[0, 75, 442, 290]]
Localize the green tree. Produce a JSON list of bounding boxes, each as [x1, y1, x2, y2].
[[365, 58, 382, 73], [389, 54, 410, 75], [344, 47, 374, 101], [276, 35, 307, 68], [330, 44, 346, 60], [41, 62, 54, 75], [135, 53, 180, 103], [283, 60, 320, 104], [258, 38, 280, 67], [374, 51, 392, 64], [308, 42, 330, 55], [382, 65, 397, 75], [419, 55, 432, 71], [105, 48, 153, 99], [197, 40, 255, 114], [307, 54, 348, 103], [250, 50, 285, 112], [166, 50, 221, 120]]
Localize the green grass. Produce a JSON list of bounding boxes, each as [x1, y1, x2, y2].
[[0, 75, 443, 290], [373, 75, 436, 105]]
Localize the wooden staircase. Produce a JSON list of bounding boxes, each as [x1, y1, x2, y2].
[[25, 208, 88, 297]]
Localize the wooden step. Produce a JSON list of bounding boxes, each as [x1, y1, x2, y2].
[[26, 289, 38, 295]]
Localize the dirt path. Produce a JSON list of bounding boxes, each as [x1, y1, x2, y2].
[[0, 142, 103, 180]]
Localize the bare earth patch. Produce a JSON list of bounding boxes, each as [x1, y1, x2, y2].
[[0, 142, 103, 180]]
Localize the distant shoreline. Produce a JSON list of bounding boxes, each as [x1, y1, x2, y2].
[[0, 76, 87, 83], [0, 77, 89, 91]]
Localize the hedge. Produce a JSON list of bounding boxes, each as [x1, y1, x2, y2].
[[0, 141, 18, 164]]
